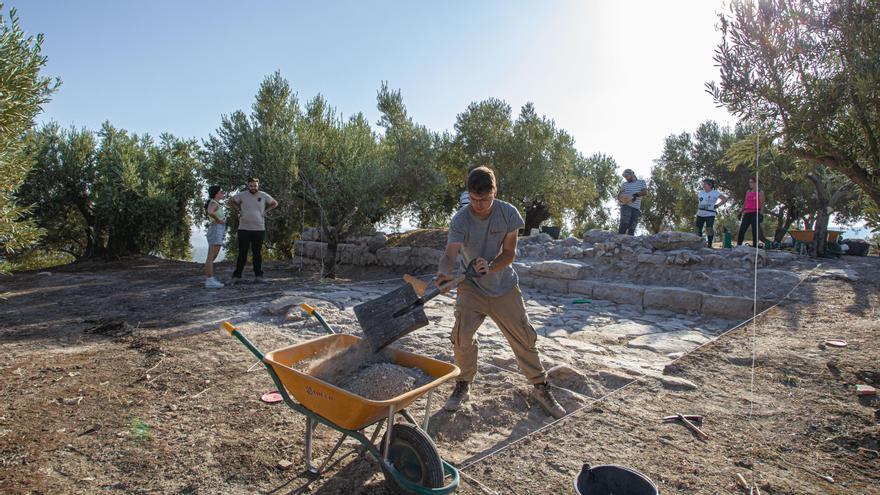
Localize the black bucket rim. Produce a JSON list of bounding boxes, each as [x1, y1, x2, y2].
[[573, 463, 659, 495]]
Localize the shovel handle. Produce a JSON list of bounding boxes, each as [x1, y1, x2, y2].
[[403, 274, 430, 297], [421, 275, 466, 303]]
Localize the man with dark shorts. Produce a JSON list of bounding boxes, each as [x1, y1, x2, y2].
[[436, 166, 565, 419], [228, 177, 278, 283]]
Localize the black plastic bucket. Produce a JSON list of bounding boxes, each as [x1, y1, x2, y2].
[[540, 226, 562, 239], [574, 464, 659, 495]]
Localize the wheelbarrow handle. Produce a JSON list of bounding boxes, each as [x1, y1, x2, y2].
[[300, 303, 336, 334], [221, 322, 266, 361]]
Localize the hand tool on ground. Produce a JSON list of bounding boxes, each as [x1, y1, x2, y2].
[[661, 414, 702, 423], [670, 412, 709, 440], [354, 260, 482, 353]]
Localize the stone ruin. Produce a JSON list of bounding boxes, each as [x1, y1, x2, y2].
[[294, 228, 811, 321]]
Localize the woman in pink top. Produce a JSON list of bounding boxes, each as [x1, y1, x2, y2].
[[737, 176, 767, 246]]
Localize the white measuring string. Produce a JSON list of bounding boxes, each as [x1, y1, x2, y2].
[[748, 129, 761, 494]]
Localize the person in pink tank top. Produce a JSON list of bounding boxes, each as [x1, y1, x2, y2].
[[737, 177, 767, 246]]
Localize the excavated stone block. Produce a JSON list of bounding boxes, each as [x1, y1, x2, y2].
[[523, 275, 569, 293], [376, 247, 412, 266], [647, 231, 705, 251], [637, 253, 667, 265], [568, 280, 594, 296], [529, 260, 587, 280], [410, 247, 443, 267], [643, 287, 702, 313], [591, 282, 645, 307], [702, 294, 774, 319]]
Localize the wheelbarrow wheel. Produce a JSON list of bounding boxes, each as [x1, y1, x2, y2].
[[380, 423, 444, 494]]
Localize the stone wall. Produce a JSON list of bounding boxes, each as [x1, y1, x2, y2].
[[294, 228, 442, 268], [294, 228, 809, 319]]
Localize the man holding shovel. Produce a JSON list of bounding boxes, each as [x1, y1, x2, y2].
[[435, 166, 565, 419]]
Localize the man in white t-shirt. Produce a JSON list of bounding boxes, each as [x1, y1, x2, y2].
[[228, 177, 278, 283], [695, 178, 727, 247]]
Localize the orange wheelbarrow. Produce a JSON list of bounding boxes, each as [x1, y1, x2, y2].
[[221, 303, 461, 494], [789, 229, 842, 254]]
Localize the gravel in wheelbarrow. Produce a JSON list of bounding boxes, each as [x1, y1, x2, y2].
[[264, 333, 459, 431], [299, 341, 433, 401]]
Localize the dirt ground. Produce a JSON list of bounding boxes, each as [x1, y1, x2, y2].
[[1, 255, 878, 494]]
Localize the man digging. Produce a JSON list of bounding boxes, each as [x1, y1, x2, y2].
[[436, 166, 566, 419]]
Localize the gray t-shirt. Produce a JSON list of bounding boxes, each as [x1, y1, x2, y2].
[[620, 179, 647, 210], [233, 191, 275, 231], [448, 199, 525, 297]]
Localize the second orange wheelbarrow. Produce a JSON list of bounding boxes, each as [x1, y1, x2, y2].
[[789, 229, 842, 255], [221, 303, 461, 494], [789, 229, 842, 244]]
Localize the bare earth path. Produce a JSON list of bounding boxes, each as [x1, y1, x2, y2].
[[0, 256, 877, 494]]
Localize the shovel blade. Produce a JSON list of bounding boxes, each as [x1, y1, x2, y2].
[[354, 284, 430, 353]]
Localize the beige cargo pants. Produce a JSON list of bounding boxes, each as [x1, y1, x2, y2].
[[451, 282, 547, 384]]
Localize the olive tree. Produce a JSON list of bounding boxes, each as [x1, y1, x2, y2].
[[0, 5, 59, 270]]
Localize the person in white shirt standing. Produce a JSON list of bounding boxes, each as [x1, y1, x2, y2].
[[695, 178, 727, 248], [228, 177, 278, 283]]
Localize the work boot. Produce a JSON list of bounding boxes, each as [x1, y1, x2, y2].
[[443, 381, 470, 412], [532, 382, 566, 419]]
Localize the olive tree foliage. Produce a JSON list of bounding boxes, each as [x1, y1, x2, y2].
[[642, 120, 829, 242], [723, 133, 861, 254], [202, 71, 300, 258], [19, 123, 202, 259], [448, 99, 617, 233], [376, 82, 449, 228], [0, 5, 59, 270], [708, 0, 880, 213], [570, 153, 618, 234], [296, 95, 392, 278], [641, 122, 740, 233]]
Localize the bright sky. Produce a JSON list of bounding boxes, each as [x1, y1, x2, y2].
[[13, 0, 734, 180]]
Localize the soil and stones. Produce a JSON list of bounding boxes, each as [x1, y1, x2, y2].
[[1, 251, 877, 494]]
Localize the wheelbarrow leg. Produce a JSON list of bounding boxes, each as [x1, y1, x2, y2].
[[314, 433, 348, 475], [383, 404, 396, 461], [422, 389, 434, 432], [305, 417, 318, 475]]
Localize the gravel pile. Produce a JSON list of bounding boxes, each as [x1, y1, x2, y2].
[[341, 363, 433, 401], [300, 342, 433, 400]]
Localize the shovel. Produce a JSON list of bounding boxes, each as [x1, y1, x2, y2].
[[354, 260, 481, 352]]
